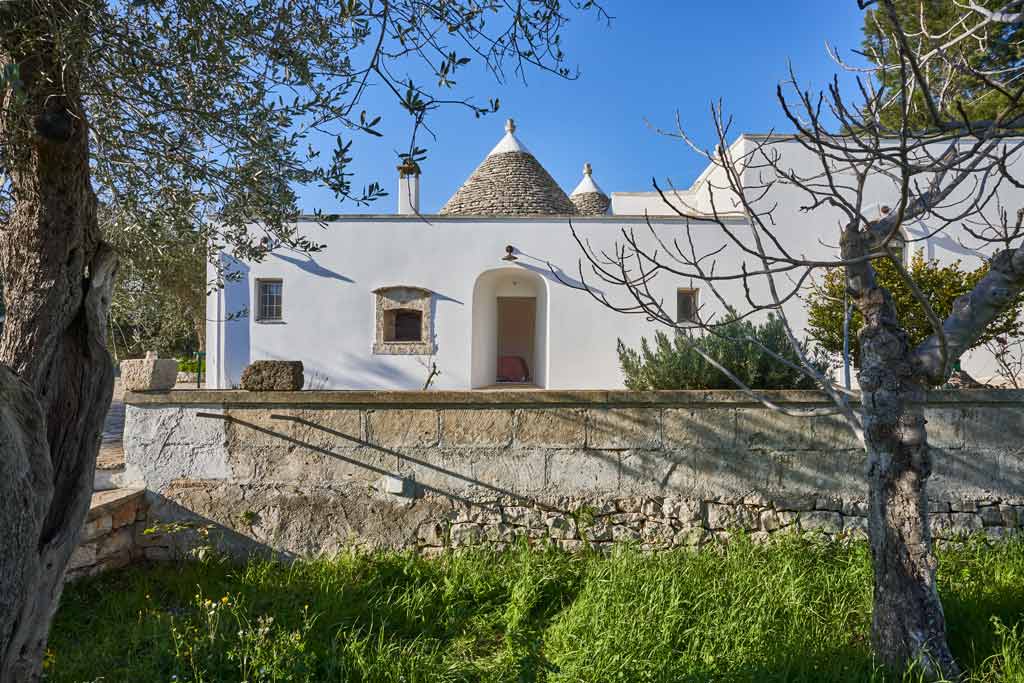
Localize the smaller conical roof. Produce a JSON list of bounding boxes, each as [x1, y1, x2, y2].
[[570, 162, 610, 215], [439, 119, 577, 216]]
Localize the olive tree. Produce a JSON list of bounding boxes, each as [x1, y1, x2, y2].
[[565, 0, 1024, 677], [0, 0, 604, 677]]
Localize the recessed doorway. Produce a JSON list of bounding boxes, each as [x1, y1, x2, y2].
[[497, 297, 536, 383], [471, 268, 548, 389]]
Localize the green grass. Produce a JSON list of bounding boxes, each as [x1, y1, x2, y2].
[[47, 534, 1024, 682]]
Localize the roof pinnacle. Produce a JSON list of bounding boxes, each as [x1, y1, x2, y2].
[[583, 162, 593, 177], [505, 118, 516, 134]]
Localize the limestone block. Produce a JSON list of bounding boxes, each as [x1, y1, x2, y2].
[[366, 409, 438, 447], [706, 503, 756, 531], [582, 520, 612, 542], [485, 524, 518, 544], [468, 450, 546, 496], [68, 543, 97, 571], [545, 514, 577, 539], [82, 514, 112, 543], [672, 527, 706, 546], [963, 406, 1024, 450], [546, 450, 618, 495], [760, 509, 782, 532], [515, 409, 586, 448], [240, 360, 304, 391], [587, 408, 661, 450], [979, 505, 1003, 527], [612, 525, 641, 542], [663, 498, 701, 524], [558, 539, 585, 552], [441, 409, 513, 447], [800, 511, 843, 533], [120, 353, 178, 392], [504, 506, 542, 527], [949, 512, 984, 536], [450, 523, 482, 547], [806, 414, 862, 451], [1002, 505, 1020, 528], [417, 522, 445, 546], [662, 408, 736, 451], [111, 500, 139, 529], [97, 527, 134, 559], [842, 500, 869, 517], [844, 516, 868, 534], [738, 409, 813, 451], [143, 546, 173, 561], [924, 408, 964, 449], [290, 409, 363, 450], [640, 498, 663, 517]]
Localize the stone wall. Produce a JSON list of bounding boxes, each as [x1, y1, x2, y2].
[[68, 488, 150, 580], [122, 390, 1024, 557]]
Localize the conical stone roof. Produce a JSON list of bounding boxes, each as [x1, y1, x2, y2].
[[570, 162, 610, 215], [440, 119, 578, 216]]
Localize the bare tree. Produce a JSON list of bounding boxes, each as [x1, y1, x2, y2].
[[562, 1, 1024, 678], [0, 0, 605, 678]]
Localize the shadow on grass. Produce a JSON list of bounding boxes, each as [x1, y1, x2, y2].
[[49, 536, 1024, 683]]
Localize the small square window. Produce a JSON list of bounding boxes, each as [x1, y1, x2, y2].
[[385, 309, 423, 342], [677, 288, 698, 324], [256, 279, 283, 322]]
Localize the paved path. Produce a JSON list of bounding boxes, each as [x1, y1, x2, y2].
[[98, 382, 125, 469]]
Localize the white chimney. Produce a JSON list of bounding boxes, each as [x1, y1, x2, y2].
[[397, 161, 420, 215]]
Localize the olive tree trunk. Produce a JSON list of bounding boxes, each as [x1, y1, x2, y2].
[[0, 6, 117, 679]]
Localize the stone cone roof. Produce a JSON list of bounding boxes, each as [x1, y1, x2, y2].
[[570, 163, 609, 215], [440, 119, 577, 216]]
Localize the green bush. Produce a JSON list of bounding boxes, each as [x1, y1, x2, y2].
[[806, 251, 1024, 369], [178, 357, 206, 374], [617, 312, 829, 390]]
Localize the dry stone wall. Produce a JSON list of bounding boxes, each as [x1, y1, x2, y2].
[[68, 488, 150, 580], [122, 390, 1024, 558]]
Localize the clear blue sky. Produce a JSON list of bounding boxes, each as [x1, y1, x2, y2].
[[297, 1, 870, 215]]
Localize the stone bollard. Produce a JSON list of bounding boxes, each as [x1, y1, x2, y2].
[[120, 352, 178, 392], [240, 360, 305, 391]]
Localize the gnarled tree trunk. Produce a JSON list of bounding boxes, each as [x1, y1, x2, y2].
[[855, 287, 959, 680], [844, 226, 959, 680], [0, 5, 117, 679]]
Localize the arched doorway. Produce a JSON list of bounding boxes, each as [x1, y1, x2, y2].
[[471, 268, 548, 388]]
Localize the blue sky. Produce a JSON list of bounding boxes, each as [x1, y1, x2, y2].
[[298, 2, 870, 215]]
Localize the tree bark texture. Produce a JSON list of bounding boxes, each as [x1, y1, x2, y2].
[[856, 288, 959, 680], [843, 227, 959, 680], [0, 6, 117, 680]]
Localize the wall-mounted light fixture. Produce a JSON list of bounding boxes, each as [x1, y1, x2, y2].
[[502, 245, 518, 261]]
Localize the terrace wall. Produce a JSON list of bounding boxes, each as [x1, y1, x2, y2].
[[122, 390, 1024, 557]]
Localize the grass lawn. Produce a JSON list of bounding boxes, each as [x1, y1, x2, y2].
[[47, 534, 1024, 682]]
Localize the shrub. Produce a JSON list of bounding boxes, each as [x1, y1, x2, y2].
[[177, 357, 206, 374], [806, 251, 1024, 369], [617, 311, 829, 390]]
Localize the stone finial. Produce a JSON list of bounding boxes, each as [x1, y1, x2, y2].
[[505, 118, 516, 134], [583, 162, 592, 177]]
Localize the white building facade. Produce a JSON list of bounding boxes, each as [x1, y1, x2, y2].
[[206, 124, 1023, 389]]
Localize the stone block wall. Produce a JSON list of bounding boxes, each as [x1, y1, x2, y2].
[[121, 390, 1024, 557], [68, 488, 149, 580]]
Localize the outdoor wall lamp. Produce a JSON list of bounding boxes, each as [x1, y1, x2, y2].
[[502, 245, 518, 261]]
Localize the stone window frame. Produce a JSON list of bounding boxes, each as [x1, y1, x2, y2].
[[373, 286, 434, 355]]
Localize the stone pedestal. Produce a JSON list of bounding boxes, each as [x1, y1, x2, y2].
[[120, 352, 177, 392]]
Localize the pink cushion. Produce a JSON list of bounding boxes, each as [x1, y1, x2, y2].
[[498, 356, 530, 382]]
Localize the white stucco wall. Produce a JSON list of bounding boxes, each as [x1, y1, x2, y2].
[[207, 215, 726, 390], [208, 134, 1024, 389]]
